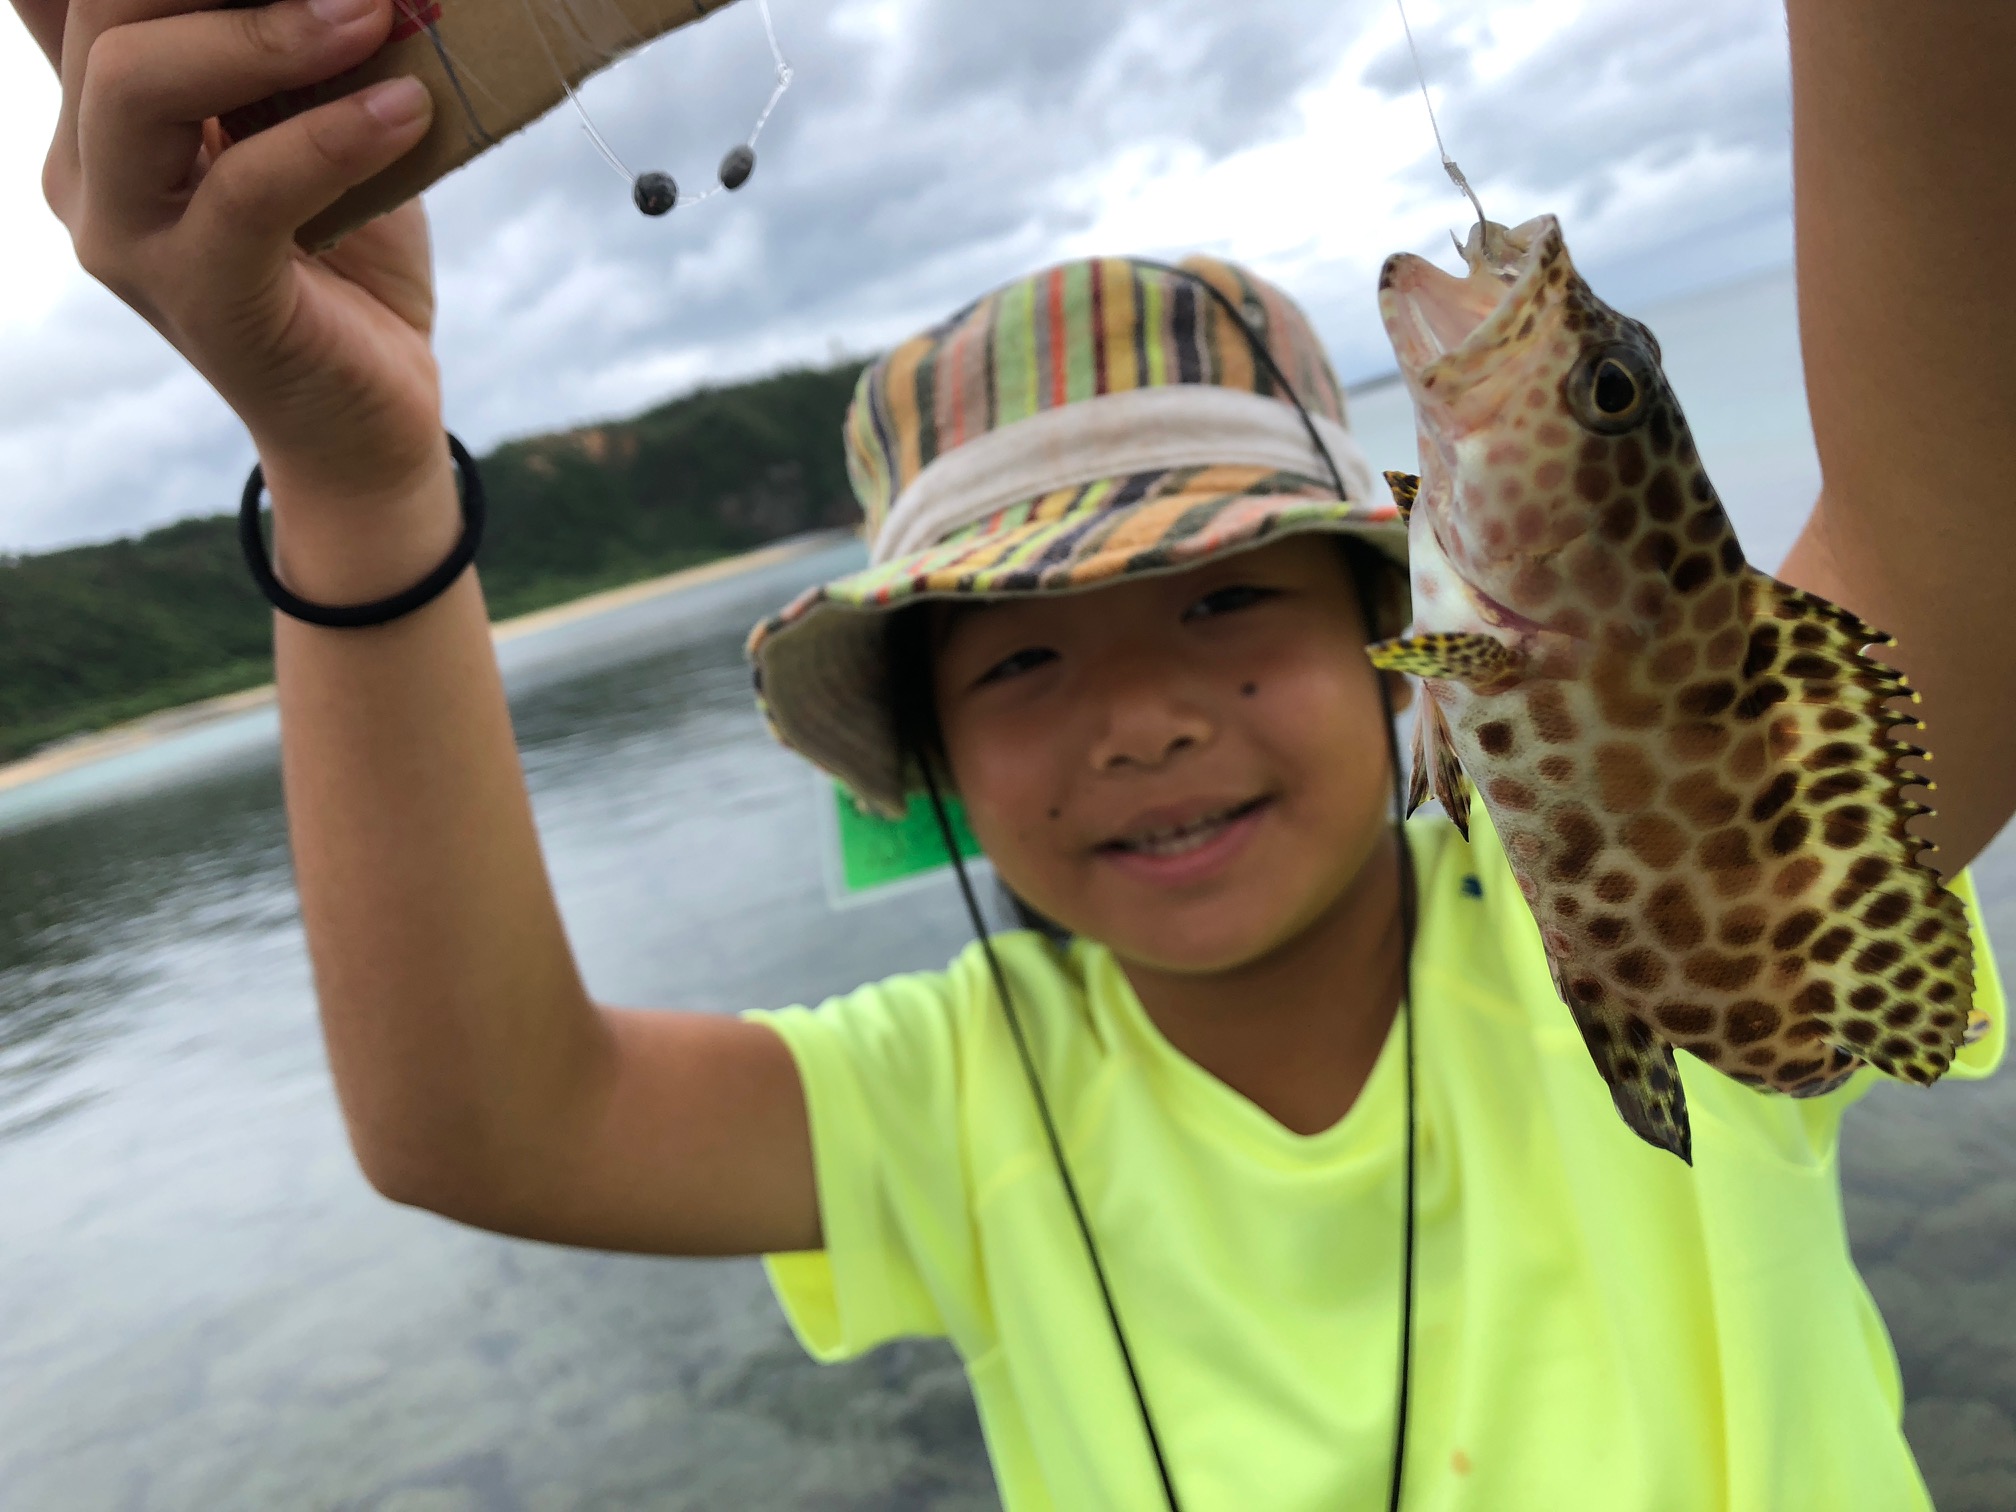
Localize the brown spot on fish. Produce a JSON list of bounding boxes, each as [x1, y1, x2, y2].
[[1791, 622, 1828, 649], [1588, 915, 1631, 947], [1616, 949, 1668, 989], [1599, 498, 1637, 542], [1552, 808, 1603, 883], [1771, 910, 1824, 950], [1750, 772, 1800, 825], [1704, 625, 1745, 670], [1645, 879, 1706, 949], [1648, 408, 1674, 458], [1477, 721, 1514, 756], [1808, 771, 1866, 804], [1823, 806, 1872, 850], [1615, 436, 1647, 486], [1777, 1057, 1828, 1084], [1795, 981, 1836, 1017], [1488, 777, 1538, 812], [1528, 685, 1578, 744], [1782, 653, 1835, 681], [1719, 537, 1744, 575], [1718, 905, 1769, 947], [1595, 869, 1636, 904], [1623, 812, 1688, 870], [1576, 465, 1613, 503], [1673, 554, 1715, 593], [1668, 772, 1740, 828], [1854, 939, 1904, 975], [1537, 422, 1570, 448], [1648, 641, 1698, 685], [1535, 459, 1567, 491], [1893, 965, 1926, 994], [1670, 723, 1729, 762], [1595, 742, 1660, 813], [1726, 999, 1780, 1043], [1810, 926, 1856, 964], [1803, 742, 1859, 771], [1850, 984, 1886, 1011], [1538, 754, 1575, 784], [1733, 679, 1790, 721], [1677, 679, 1737, 718], [1657, 1001, 1714, 1035], [1644, 470, 1683, 523], [1726, 733, 1769, 784], [1742, 626, 1781, 680], [1766, 716, 1803, 763], [1842, 1018, 1879, 1046], [1686, 507, 1728, 545], [1912, 916, 1944, 944], [1632, 531, 1679, 574], [1883, 1001, 1920, 1028], [1691, 582, 1737, 633], [1772, 853, 1823, 897], [1631, 582, 1666, 621]]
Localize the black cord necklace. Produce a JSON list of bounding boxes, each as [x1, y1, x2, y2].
[[914, 260, 1421, 1511]]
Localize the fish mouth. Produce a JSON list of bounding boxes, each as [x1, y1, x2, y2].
[[1378, 215, 1563, 391]]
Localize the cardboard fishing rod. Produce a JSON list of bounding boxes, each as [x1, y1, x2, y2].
[[222, 0, 729, 250]]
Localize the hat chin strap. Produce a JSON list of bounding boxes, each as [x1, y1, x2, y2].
[[870, 385, 1379, 567]]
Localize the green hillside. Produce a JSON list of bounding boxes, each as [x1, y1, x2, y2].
[[0, 361, 865, 765]]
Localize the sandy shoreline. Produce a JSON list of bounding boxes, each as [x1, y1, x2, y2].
[[0, 534, 837, 799]]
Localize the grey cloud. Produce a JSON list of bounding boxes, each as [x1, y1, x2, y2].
[[0, 0, 1791, 551]]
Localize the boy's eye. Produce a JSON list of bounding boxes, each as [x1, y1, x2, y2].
[[973, 646, 1058, 686], [1183, 584, 1277, 621]]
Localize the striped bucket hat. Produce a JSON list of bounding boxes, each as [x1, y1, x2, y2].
[[746, 253, 1410, 817]]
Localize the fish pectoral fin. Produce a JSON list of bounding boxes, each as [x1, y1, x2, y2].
[[1741, 566, 1979, 1085], [1411, 695, 1471, 838], [1367, 632, 1525, 690], [1384, 470, 1420, 520]]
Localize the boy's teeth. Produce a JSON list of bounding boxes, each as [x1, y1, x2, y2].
[[1120, 806, 1244, 855]]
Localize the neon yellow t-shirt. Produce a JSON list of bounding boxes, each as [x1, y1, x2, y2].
[[747, 814, 2006, 1510]]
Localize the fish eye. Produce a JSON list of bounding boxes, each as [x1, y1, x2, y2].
[[1567, 342, 1654, 435], [1593, 360, 1637, 415]]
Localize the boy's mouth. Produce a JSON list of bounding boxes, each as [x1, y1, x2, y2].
[[1098, 796, 1271, 858]]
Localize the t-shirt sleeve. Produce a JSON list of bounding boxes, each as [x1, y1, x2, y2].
[[742, 968, 983, 1363]]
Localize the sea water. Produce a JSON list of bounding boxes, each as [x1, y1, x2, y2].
[[0, 266, 2010, 1510]]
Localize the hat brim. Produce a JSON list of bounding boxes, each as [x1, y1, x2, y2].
[[748, 464, 1411, 817]]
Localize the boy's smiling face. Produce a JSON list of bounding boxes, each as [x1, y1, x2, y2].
[[931, 538, 1403, 975]]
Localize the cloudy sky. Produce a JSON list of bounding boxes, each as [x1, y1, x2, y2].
[[0, 0, 1798, 553]]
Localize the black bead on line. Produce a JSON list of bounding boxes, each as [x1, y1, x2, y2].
[[630, 146, 757, 217], [238, 434, 485, 629]]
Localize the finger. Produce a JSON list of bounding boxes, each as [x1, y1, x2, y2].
[[182, 72, 431, 280], [72, 0, 392, 230], [9, 0, 68, 68]]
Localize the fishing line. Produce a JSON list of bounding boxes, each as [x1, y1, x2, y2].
[[1394, 0, 1486, 243], [413, 0, 793, 215]]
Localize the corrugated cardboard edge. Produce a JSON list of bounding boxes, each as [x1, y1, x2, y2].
[[219, 0, 722, 250]]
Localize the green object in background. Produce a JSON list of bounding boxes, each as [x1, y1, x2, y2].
[[830, 782, 982, 897]]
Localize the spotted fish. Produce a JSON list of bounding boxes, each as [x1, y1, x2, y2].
[[1367, 214, 1978, 1163]]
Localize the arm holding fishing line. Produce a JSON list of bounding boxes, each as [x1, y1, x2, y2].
[[1777, 0, 2016, 877], [17, 0, 824, 1255]]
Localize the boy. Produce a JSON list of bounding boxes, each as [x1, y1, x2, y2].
[[16, 0, 2014, 1503]]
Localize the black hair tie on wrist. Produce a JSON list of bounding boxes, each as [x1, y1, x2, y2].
[[238, 432, 485, 629]]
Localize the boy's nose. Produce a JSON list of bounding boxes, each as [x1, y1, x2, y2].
[[1085, 665, 1215, 773]]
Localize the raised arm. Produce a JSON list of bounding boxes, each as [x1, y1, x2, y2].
[[14, 0, 818, 1255], [1776, 1, 2016, 877]]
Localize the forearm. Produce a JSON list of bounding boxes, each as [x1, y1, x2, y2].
[[270, 453, 613, 1219], [1785, 0, 2016, 868]]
